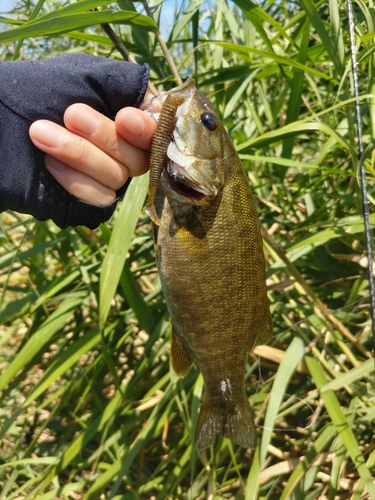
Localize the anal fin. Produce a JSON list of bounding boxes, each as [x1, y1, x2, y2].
[[171, 327, 193, 377]]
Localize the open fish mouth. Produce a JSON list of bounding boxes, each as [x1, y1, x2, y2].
[[166, 141, 213, 204], [166, 160, 212, 202]]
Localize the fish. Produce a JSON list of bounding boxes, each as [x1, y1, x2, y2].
[[145, 78, 272, 450]]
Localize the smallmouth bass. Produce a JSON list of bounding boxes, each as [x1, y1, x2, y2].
[[145, 79, 272, 450]]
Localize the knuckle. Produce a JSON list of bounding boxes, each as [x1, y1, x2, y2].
[[71, 136, 89, 163]]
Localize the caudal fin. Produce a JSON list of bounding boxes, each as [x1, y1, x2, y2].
[[195, 392, 257, 450]]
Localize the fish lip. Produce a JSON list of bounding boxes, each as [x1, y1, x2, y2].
[[166, 160, 214, 205]]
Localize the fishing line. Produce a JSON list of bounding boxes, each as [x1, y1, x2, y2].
[[143, 94, 162, 123], [254, 358, 315, 432], [271, 294, 371, 339], [347, 0, 375, 354], [252, 294, 374, 433]]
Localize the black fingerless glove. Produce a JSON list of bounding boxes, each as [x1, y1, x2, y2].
[[0, 53, 150, 228]]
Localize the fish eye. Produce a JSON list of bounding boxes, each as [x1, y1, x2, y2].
[[200, 112, 218, 131]]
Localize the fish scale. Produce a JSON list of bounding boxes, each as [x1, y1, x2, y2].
[[146, 78, 272, 450]]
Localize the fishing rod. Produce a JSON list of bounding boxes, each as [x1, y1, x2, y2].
[[347, 0, 375, 354]]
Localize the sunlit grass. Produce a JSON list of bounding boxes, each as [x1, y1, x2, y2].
[[0, 0, 374, 498]]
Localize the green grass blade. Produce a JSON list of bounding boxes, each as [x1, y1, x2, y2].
[[281, 18, 310, 162], [100, 173, 149, 326], [34, 482, 87, 500], [232, 0, 294, 47], [328, 397, 357, 500], [298, 0, 343, 72], [22, 324, 115, 407], [119, 261, 154, 332], [0, 297, 83, 394], [320, 358, 374, 392], [245, 444, 261, 500], [169, 0, 203, 42], [237, 120, 353, 154], [351, 447, 375, 500], [207, 41, 333, 81], [0, 9, 156, 43], [84, 387, 174, 499], [246, 338, 306, 499], [280, 424, 337, 499], [29, 386, 126, 497], [239, 154, 348, 176], [260, 337, 306, 463], [305, 356, 375, 498]]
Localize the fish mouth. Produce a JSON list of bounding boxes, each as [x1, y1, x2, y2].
[[166, 160, 213, 204], [165, 140, 215, 205]]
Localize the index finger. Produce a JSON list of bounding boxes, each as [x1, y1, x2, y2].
[[63, 104, 154, 177]]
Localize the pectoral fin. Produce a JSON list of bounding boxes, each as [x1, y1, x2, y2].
[[152, 223, 159, 265], [144, 204, 161, 226], [171, 327, 193, 377]]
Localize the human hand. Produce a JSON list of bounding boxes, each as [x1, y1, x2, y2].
[[29, 103, 157, 206]]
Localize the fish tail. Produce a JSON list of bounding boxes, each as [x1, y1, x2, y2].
[[195, 391, 257, 450]]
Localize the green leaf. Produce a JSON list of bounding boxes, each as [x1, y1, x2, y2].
[[232, 0, 294, 47], [281, 18, 310, 163], [237, 120, 353, 154], [169, 0, 204, 42], [0, 297, 83, 394], [100, 174, 149, 326], [320, 358, 374, 393], [245, 445, 261, 500], [280, 424, 337, 499], [298, 0, 343, 73], [206, 41, 333, 81], [261, 337, 306, 463], [239, 154, 347, 176], [83, 386, 174, 499], [305, 356, 375, 498], [119, 261, 154, 333], [0, 9, 156, 43]]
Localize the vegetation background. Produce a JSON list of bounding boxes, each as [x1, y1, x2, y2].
[[0, 0, 374, 498]]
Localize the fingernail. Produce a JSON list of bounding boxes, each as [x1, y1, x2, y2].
[[119, 108, 145, 135], [30, 121, 66, 148], [66, 105, 100, 135], [45, 156, 66, 171]]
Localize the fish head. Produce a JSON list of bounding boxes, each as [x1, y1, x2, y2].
[[149, 79, 233, 207]]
